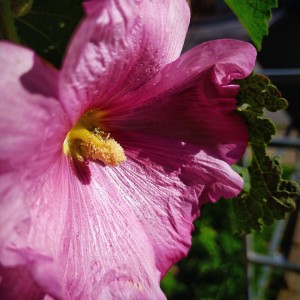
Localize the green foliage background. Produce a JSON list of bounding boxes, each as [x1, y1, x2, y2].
[[13, 0, 83, 67], [161, 200, 246, 300]]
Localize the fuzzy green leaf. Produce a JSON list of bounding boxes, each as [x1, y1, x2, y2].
[[232, 73, 299, 234], [225, 0, 277, 50]]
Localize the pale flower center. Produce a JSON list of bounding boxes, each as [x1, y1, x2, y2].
[[63, 110, 126, 166]]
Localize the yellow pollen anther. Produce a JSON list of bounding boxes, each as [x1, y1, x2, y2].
[[63, 111, 126, 166]]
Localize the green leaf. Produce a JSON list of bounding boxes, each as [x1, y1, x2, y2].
[[11, 0, 34, 17], [224, 0, 278, 50], [14, 0, 84, 67], [232, 73, 299, 234]]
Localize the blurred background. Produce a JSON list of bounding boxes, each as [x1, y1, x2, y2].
[[161, 1, 300, 299]]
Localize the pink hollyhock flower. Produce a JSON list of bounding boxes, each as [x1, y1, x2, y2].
[[0, 0, 256, 299]]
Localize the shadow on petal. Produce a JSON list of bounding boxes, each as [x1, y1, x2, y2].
[[20, 56, 59, 99], [72, 159, 92, 185], [0, 264, 45, 300]]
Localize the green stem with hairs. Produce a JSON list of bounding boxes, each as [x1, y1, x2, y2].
[[0, 0, 20, 43]]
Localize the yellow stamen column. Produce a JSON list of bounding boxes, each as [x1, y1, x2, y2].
[[63, 111, 126, 166]]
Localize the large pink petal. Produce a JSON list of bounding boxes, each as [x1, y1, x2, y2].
[[102, 39, 256, 165], [105, 131, 243, 275], [20, 130, 243, 297], [59, 0, 190, 123], [0, 42, 68, 175], [0, 42, 68, 299], [20, 157, 166, 299], [94, 40, 256, 274]]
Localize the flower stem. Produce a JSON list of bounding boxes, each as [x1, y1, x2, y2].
[[0, 0, 20, 43]]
